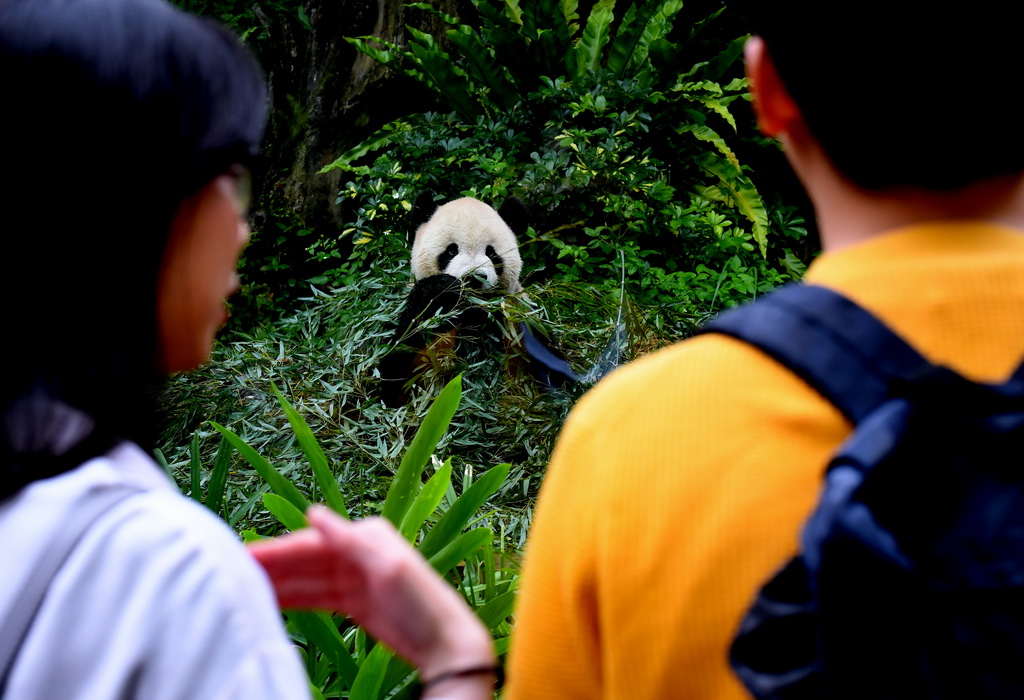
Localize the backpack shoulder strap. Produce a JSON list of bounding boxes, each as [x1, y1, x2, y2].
[[700, 284, 933, 423], [0, 483, 139, 694]]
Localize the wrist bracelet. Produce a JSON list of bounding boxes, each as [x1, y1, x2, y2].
[[413, 663, 502, 699]]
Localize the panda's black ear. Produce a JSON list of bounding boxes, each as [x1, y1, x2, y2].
[[497, 196, 529, 238], [410, 192, 438, 240]]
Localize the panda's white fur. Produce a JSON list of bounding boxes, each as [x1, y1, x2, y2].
[[411, 197, 523, 293]]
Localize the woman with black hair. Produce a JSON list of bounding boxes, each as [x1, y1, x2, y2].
[[0, 0, 494, 698]]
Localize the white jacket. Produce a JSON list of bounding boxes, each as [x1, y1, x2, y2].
[[0, 442, 310, 699]]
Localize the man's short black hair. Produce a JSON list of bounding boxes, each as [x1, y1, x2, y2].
[[744, 2, 1023, 191]]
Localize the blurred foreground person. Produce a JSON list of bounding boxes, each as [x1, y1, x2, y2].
[[0, 1, 493, 698], [506, 3, 1024, 698]]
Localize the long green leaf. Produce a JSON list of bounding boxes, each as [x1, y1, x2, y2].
[[153, 448, 174, 480], [264, 493, 308, 531], [380, 375, 462, 526], [349, 642, 393, 700], [398, 459, 452, 542], [209, 422, 309, 513], [189, 433, 202, 502], [575, 0, 615, 75], [475, 589, 517, 630], [204, 434, 233, 516], [270, 384, 348, 518], [287, 612, 361, 690], [419, 463, 510, 559], [427, 527, 493, 576]]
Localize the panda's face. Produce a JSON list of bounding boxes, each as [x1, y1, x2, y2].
[[411, 197, 523, 293]]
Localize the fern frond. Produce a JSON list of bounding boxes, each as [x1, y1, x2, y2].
[[607, 0, 683, 78], [575, 0, 615, 76], [695, 151, 770, 257], [447, 25, 518, 110]]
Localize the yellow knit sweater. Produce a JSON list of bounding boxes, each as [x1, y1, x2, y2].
[[506, 222, 1024, 699]]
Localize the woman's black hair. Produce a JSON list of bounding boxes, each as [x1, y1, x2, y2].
[[0, 0, 267, 495]]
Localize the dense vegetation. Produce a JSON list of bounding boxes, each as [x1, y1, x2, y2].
[[159, 0, 814, 697]]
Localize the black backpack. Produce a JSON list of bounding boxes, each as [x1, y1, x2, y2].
[[701, 284, 1024, 700]]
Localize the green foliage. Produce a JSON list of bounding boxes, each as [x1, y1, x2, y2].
[[346, 0, 710, 122], [327, 0, 809, 340], [184, 376, 517, 699], [171, 0, 309, 46]]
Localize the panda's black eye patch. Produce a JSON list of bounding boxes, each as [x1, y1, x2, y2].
[[438, 242, 459, 271], [485, 245, 504, 278]]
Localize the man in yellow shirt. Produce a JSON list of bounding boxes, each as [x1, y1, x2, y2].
[[507, 5, 1024, 698]]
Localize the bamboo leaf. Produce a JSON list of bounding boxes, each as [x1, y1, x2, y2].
[[264, 493, 308, 531], [427, 527, 493, 575], [575, 0, 615, 75], [398, 459, 452, 542], [209, 422, 309, 513], [419, 463, 510, 559], [380, 375, 462, 526], [270, 384, 348, 518]]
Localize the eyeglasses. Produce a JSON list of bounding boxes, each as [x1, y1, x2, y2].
[[227, 164, 252, 218]]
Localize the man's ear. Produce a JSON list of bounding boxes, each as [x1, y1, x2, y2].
[[745, 36, 801, 138]]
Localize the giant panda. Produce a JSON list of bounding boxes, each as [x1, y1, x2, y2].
[[376, 194, 577, 407]]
